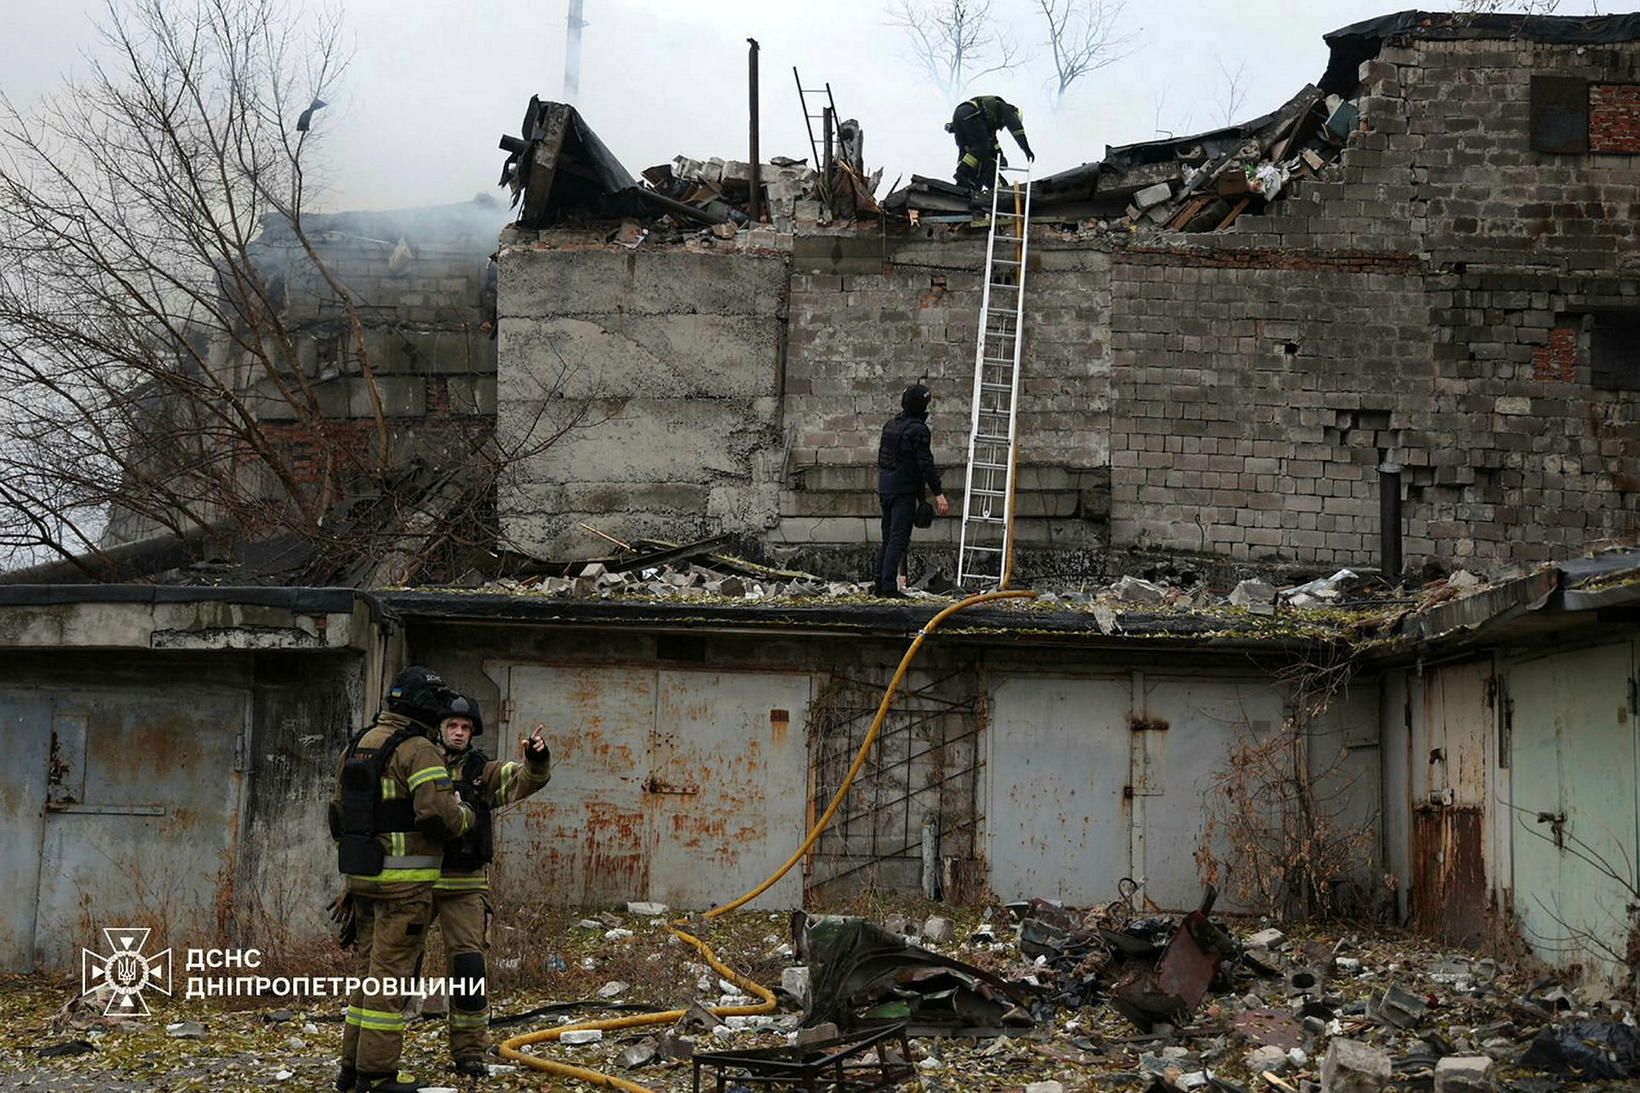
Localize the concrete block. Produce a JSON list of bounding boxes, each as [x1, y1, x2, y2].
[[1134, 181, 1174, 209], [1433, 1056, 1495, 1092], [921, 916, 954, 943], [1321, 1038, 1391, 1093], [780, 966, 812, 1009]]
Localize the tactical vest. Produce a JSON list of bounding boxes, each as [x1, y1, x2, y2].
[[443, 748, 495, 874], [878, 415, 913, 472], [334, 724, 420, 875]]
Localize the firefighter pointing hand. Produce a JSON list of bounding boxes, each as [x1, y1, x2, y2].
[[427, 697, 552, 1078]]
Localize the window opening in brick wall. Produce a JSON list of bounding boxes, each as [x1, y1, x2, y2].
[[1591, 312, 1640, 391], [1530, 77, 1640, 155], [1530, 75, 1589, 153]]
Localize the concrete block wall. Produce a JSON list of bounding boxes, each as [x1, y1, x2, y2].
[[1109, 255, 1430, 565], [781, 239, 1112, 565], [495, 36, 1640, 575], [498, 245, 789, 557], [244, 199, 504, 424], [1106, 35, 1640, 570]]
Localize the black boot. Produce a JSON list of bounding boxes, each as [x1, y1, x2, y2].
[[334, 1064, 356, 1092], [356, 1071, 423, 1092], [453, 1055, 488, 1078]]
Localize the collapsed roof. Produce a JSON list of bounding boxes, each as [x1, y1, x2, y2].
[[889, 8, 1640, 231]]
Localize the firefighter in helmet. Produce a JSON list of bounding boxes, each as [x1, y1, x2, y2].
[[429, 693, 552, 1076], [947, 94, 1034, 195], [329, 666, 474, 1093]]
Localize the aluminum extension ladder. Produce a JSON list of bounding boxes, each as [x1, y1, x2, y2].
[[957, 161, 1032, 589]]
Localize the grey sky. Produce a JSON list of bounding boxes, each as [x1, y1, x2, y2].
[[2, 0, 1630, 213]]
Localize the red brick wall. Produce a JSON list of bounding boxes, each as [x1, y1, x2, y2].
[[1590, 83, 1640, 153], [1532, 326, 1577, 383]]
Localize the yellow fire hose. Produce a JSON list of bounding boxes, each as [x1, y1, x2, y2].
[[499, 588, 1036, 1091]]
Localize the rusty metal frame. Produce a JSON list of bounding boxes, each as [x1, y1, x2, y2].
[[805, 669, 985, 899], [691, 1021, 914, 1092]]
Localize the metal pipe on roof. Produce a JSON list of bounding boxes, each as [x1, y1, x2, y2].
[[1380, 461, 1403, 586], [748, 38, 762, 224]]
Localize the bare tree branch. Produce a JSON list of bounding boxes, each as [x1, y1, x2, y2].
[[1035, 0, 1138, 106], [1215, 56, 1248, 128], [886, 0, 1023, 97], [0, 0, 560, 586]]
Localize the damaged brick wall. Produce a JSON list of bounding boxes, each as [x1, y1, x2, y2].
[[496, 35, 1639, 575], [1107, 35, 1640, 570]]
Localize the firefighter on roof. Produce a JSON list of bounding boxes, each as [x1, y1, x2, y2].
[[947, 94, 1035, 194]]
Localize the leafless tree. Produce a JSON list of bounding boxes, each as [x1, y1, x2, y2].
[[886, 0, 1023, 96], [1215, 57, 1249, 128], [1034, 0, 1137, 107], [1150, 88, 1191, 139], [0, 0, 565, 584]]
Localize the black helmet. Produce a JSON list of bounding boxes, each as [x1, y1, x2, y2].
[[440, 693, 485, 738], [901, 384, 931, 414], [385, 666, 454, 730]]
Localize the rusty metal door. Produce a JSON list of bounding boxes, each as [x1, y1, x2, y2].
[[1137, 677, 1287, 911], [986, 676, 1131, 904], [0, 692, 52, 971], [500, 665, 655, 905], [1508, 642, 1638, 975], [30, 688, 249, 969], [1412, 660, 1492, 946], [647, 670, 811, 908], [502, 664, 811, 909]]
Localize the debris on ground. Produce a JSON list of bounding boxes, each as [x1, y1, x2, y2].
[[6, 898, 1640, 1091]]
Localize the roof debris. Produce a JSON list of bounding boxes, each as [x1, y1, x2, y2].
[[500, 98, 881, 237], [885, 82, 1351, 233]]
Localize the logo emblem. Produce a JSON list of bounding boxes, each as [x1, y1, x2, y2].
[[82, 927, 172, 1016]]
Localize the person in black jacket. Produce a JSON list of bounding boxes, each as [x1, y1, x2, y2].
[[875, 384, 950, 598]]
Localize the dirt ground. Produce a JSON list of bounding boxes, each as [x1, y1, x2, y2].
[[1, 899, 1632, 1092]]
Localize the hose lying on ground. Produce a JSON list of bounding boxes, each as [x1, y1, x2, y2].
[[499, 589, 1036, 1092]]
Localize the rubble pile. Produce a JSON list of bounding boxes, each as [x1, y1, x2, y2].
[[500, 98, 881, 236], [478, 540, 1500, 623], [885, 79, 1357, 235], [12, 900, 1640, 1091]]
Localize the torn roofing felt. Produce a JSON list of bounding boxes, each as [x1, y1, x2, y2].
[[499, 97, 651, 226], [1321, 9, 1640, 94]]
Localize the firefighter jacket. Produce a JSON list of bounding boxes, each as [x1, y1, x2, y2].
[[968, 95, 1030, 151], [331, 711, 475, 900], [877, 411, 943, 498], [434, 744, 552, 893]]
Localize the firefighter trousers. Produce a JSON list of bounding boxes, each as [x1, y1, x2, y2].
[[340, 889, 434, 1075], [432, 888, 492, 1060]]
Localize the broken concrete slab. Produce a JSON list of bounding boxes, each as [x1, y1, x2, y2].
[[1433, 1055, 1496, 1092], [1229, 579, 1277, 609], [1115, 575, 1167, 604], [1320, 1038, 1391, 1093], [1133, 181, 1174, 209]]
